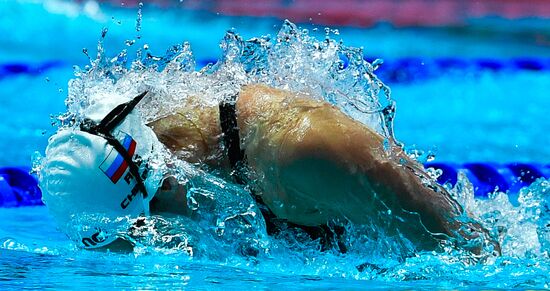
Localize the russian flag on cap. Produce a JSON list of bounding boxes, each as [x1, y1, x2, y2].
[[100, 133, 137, 184]]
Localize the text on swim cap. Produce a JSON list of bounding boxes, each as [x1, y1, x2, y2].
[[121, 182, 140, 209], [119, 155, 148, 210]]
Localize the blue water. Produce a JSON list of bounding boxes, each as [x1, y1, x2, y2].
[[1, 1, 549, 289]]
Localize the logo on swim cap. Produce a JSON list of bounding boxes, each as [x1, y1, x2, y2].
[[81, 228, 109, 248], [100, 132, 137, 184]]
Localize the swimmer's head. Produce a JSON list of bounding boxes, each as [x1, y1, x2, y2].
[[39, 92, 164, 249]]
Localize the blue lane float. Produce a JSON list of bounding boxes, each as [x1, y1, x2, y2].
[[2, 57, 549, 83], [0, 164, 548, 208], [0, 61, 66, 80], [366, 57, 550, 84], [0, 167, 43, 207], [426, 162, 550, 198]]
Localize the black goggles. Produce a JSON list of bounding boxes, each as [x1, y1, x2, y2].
[[80, 91, 150, 199]]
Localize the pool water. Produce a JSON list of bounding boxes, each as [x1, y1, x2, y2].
[[0, 205, 403, 289], [1, 1, 549, 289]]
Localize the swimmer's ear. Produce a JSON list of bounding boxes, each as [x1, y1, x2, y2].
[[92, 237, 134, 253]]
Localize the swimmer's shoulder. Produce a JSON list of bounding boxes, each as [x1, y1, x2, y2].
[[238, 84, 330, 119]]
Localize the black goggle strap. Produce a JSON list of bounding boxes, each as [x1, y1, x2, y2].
[[219, 93, 246, 185], [80, 91, 150, 199], [98, 91, 149, 133]]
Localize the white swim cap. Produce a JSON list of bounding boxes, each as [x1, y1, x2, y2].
[[40, 92, 164, 249]]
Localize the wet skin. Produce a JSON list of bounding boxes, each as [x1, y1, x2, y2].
[[148, 84, 500, 255]]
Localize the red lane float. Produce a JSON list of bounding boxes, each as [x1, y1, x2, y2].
[[95, 0, 550, 27]]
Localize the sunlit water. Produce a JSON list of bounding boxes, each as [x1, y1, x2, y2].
[[1, 1, 549, 289]]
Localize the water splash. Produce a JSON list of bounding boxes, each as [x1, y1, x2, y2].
[[40, 19, 550, 287]]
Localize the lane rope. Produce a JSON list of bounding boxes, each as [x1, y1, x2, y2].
[[2, 57, 549, 83]]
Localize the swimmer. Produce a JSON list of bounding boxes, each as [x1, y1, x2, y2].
[[40, 84, 500, 256]]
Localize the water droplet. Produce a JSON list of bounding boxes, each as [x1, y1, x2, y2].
[[101, 27, 108, 38], [136, 2, 143, 33], [31, 151, 44, 174], [372, 58, 384, 70]]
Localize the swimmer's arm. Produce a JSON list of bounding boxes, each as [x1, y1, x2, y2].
[[287, 104, 499, 253], [237, 84, 498, 253], [235, 84, 456, 230], [286, 103, 462, 232]]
